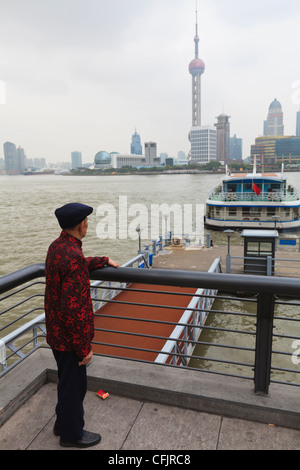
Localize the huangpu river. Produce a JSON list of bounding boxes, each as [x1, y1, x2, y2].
[[0, 172, 226, 277], [1, 172, 299, 383]]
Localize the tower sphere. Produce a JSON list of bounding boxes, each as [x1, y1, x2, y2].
[[189, 58, 205, 76]]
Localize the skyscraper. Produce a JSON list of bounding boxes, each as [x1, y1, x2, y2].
[[144, 142, 159, 166], [190, 126, 216, 164], [230, 134, 243, 160], [4, 141, 26, 174], [263, 99, 284, 136], [215, 114, 231, 163], [130, 129, 142, 155], [71, 151, 82, 169]]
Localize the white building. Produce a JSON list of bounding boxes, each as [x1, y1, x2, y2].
[[189, 125, 217, 164]]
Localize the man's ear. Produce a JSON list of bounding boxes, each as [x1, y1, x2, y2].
[[78, 219, 86, 232]]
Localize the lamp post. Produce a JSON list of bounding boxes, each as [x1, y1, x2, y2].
[[224, 229, 234, 273], [136, 226, 142, 254]]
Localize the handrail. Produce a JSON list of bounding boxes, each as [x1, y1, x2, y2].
[[90, 266, 300, 296], [0, 263, 45, 295], [1, 262, 300, 297]]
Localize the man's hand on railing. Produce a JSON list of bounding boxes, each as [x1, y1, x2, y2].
[[107, 259, 120, 268]]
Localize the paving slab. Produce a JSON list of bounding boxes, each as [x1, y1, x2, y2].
[[121, 402, 221, 450], [218, 417, 300, 450]]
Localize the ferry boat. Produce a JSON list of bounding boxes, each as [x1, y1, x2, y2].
[[205, 165, 300, 232]]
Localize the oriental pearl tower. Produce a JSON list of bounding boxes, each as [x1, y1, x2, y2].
[[189, 7, 205, 127]]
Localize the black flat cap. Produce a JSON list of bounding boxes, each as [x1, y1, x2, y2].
[[55, 203, 93, 229]]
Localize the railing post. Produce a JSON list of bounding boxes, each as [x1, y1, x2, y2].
[[254, 292, 275, 395], [0, 339, 7, 372], [267, 256, 273, 276]]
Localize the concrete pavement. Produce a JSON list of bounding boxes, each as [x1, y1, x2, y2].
[[0, 349, 299, 451], [1, 381, 300, 451]]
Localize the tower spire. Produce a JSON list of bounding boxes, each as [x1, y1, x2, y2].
[[194, 2, 199, 59], [189, 1, 205, 127]]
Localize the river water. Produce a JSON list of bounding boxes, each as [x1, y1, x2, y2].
[[0, 172, 224, 276], [1, 172, 299, 383], [1, 171, 300, 276]]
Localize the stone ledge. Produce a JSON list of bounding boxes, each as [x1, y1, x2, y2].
[[1, 348, 299, 430]]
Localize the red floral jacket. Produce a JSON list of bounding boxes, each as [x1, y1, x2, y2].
[[44, 231, 109, 359]]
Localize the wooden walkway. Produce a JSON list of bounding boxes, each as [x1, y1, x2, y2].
[[93, 283, 197, 362], [92, 242, 300, 363]]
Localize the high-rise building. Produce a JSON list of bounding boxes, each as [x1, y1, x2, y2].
[[130, 130, 142, 155], [71, 151, 82, 169], [263, 99, 284, 136], [144, 142, 159, 166], [215, 114, 231, 163], [4, 141, 26, 174], [230, 134, 243, 160], [190, 126, 216, 164], [250, 135, 300, 167]]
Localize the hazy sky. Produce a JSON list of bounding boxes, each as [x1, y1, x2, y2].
[[1, 0, 300, 163]]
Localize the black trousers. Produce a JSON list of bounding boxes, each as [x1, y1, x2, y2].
[[52, 349, 87, 442]]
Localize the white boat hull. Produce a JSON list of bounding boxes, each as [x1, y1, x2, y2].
[[204, 216, 300, 232]]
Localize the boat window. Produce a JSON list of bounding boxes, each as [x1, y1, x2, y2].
[[267, 207, 276, 216], [242, 207, 250, 216], [250, 207, 261, 214], [227, 183, 237, 192], [270, 183, 281, 191], [228, 207, 237, 216]]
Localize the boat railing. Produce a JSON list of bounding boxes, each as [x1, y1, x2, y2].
[[208, 189, 300, 202], [1, 258, 300, 395]]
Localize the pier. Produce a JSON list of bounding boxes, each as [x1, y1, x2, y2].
[[1, 240, 300, 450]]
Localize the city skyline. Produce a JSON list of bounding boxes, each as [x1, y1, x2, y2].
[[0, 0, 300, 163]]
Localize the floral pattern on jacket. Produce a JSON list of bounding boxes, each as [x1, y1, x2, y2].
[[44, 231, 109, 359]]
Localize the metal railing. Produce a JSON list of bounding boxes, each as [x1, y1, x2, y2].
[[1, 260, 299, 395], [227, 255, 300, 277]]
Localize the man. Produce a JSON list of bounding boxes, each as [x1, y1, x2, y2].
[[44, 202, 119, 448]]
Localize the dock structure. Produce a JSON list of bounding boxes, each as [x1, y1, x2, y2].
[[151, 242, 300, 277]]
